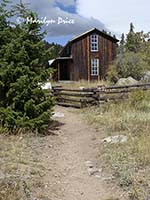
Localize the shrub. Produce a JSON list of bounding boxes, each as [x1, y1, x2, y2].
[[107, 64, 120, 83], [107, 52, 148, 83], [0, 1, 54, 133]]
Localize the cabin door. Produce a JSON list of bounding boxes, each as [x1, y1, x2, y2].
[[59, 61, 70, 80]]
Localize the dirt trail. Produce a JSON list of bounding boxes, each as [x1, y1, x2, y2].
[[37, 106, 128, 200]]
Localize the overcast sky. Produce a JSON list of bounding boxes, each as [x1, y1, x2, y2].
[[77, 0, 150, 35], [3, 0, 150, 45]]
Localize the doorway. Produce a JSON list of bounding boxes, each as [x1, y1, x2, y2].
[[59, 61, 70, 80]]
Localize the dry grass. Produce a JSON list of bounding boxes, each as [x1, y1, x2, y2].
[[52, 79, 108, 89], [0, 132, 47, 200], [82, 95, 150, 199]]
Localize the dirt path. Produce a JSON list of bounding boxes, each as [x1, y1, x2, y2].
[[36, 106, 128, 200]]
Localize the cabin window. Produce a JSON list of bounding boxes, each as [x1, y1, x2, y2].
[[91, 58, 99, 75], [91, 34, 98, 52]]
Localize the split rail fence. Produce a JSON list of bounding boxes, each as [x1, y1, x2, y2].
[[52, 83, 150, 108]]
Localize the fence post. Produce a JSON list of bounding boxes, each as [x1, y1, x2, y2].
[[97, 85, 105, 102]]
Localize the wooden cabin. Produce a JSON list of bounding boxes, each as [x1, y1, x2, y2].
[[49, 28, 119, 81]]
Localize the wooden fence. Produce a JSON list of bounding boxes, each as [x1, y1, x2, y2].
[[52, 83, 150, 108]]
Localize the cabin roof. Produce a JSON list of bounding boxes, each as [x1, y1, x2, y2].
[[49, 56, 72, 66], [70, 28, 119, 43], [56, 56, 72, 60]]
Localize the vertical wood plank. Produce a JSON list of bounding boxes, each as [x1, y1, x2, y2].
[[87, 35, 90, 82], [58, 62, 60, 80]]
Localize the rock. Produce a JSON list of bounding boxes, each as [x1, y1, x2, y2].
[[19, 136, 23, 140], [87, 167, 99, 176], [116, 77, 138, 86], [102, 135, 128, 144], [84, 161, 94, 168], [52, 112, 64, 118], [141, 71, 150, 82], [95, 175, 101, 179]]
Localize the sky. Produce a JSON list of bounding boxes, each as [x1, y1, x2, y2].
[[3, 0, 150, 45]]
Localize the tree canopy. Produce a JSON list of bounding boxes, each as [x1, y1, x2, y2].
[[0, 0, 55, 133], [108, 23, 150, 82]]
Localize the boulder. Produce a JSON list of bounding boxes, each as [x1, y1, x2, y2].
[[116, 77, 138, 86], [141, 71, 150, 82]]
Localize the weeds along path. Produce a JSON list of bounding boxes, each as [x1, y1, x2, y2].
[[37, 106, 128, 200]]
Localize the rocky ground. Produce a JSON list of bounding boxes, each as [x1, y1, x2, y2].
[[34, 106, 128, 200]]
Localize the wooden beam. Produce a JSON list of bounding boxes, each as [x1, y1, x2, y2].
[[53, 88, 94, 92], [57, 102, 81, 109], [54, 92, 93, 97], [98, 61, 100, 81], [58, 62, 60, 80], [87, 36, 90, 82]]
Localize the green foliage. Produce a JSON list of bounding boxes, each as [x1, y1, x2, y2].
[[107, 64, 119, 83], [0, 0, 54, 133], [118, 52, 147, 79], [108, 23, 150, 83], [125, 23, 143, 53], [108, 52, 148, 81], [141, 40, 150, 67], [118, 33, 125, 55], [44, 41, 62, 59]]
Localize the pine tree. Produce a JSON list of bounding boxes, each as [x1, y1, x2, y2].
[[118, 33, 125, 55], [44, 41, 62, 59], [0, 1, 54, 133], [125, 23, 135, 52], [120, 33, 125, 46], [130, 22, 134, 33], [125, 23, 143, 53]]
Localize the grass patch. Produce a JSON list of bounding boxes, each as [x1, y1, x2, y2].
[[0, 133, 47, 200], [82, 91, 150, 199], [52, 79, 109, 89]]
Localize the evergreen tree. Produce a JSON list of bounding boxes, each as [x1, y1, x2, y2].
[[44, 41, 62, 59], [130, 22, 134, 33], [108, 24, 150, 82], [118, 33, 125, 55], [120, 33, 125, 46], [141, 36, 150, 67], [125, 23, 135, 52], [0, 1, 54, 133], [125, 23, 143, 53]]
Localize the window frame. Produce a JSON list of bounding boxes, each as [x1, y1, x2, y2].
[[91, 34, 99, 52], [91, 58, 99, 76]]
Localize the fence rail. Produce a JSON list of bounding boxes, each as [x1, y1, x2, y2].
[[52, 83, 150, 108]]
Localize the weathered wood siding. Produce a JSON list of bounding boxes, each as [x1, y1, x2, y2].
[[71, 32, 117, 81], [71, 36, 88, 81]]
